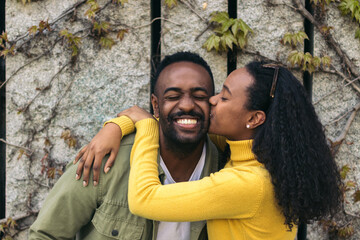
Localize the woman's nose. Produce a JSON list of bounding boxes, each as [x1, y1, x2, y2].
[[209, 95, 218, 106]]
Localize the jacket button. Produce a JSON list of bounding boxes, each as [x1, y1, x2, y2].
[[111, 230, 119, 236]]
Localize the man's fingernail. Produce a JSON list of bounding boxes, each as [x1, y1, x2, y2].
[[93, 181, 98, 186], [105, 167, 110, 173], [83, 181, 87, 187], [76, 174, 80, 180]]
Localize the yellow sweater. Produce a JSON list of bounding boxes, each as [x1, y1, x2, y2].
[[128, 118, 297, 240]]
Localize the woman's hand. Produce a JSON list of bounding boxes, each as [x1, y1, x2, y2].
[[73, 123, 122, 187], [117, 105, 154, 123]]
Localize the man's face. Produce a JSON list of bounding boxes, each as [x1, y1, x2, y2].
[[151, 61, 213, 144]]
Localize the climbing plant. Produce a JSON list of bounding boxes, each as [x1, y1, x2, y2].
[[0, 0, 359, 239]]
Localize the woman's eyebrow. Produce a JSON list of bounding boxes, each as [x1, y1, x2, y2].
[[223, 84, 232, 95]]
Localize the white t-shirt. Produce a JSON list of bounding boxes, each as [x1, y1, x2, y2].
[[156, 145, 207, 240]]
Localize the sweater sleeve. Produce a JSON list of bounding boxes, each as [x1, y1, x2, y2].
[[128, 119, 264, 222], [103, 116, 135, 138]]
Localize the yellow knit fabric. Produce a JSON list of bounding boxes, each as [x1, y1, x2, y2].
[[103, 116, 135, 138], [129, 119, 297, 240]]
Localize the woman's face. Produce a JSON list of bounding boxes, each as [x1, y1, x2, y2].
[[209, 67, 255, 141]]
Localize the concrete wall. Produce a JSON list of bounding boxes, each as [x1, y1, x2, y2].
[[3, 0, 360, 239]]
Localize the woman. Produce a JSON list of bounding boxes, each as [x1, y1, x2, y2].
[[78, 61, 342, 239]]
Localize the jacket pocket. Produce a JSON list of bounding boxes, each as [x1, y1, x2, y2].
[[92, 207, 144, 239]]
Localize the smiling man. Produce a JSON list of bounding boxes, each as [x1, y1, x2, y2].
[[29, 52, 220, 240]]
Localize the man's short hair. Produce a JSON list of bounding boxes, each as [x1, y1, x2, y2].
[[153, 52, 215, 95]]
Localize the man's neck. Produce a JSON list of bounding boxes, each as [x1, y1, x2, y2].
[[159, 136, 205, 182]]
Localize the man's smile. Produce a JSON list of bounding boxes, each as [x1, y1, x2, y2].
[[176, 118, 198, 124]]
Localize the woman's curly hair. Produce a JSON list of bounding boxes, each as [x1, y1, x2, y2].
[[245, 61, 342, 230]]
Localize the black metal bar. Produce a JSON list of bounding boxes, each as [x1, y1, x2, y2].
[[227, 0, 237, 75], [150, 0, 161, 113], [297, 1, 314, 239], [303, 0, 314, 101], [0, 0, 6, 222]]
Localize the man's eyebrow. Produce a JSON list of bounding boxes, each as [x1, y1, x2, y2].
[[164, 87, 182, 94], [191, 87, 208, 94], [164, 87, 209, 94], [223, 84, 232, 95]]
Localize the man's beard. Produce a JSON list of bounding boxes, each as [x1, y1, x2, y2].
[[158, 110, 208, 151]]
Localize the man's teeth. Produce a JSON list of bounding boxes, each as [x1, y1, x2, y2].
[[176, 119, 197, 124]]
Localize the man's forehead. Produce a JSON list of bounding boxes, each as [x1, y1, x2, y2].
[[156, 61, 213, 92]]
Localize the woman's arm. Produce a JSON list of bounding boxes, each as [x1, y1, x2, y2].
[[74, 116, 135, 186], [128, 119, 264, 222]]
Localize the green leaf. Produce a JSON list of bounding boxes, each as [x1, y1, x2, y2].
[[47, 167, 56, 179], [346, 181, 356, 188], [287, 51, 304, 67], [210, 12, 229, 24], [113, 0, 128, 4], [355, 27, 360, 39], [203, 34, 221, 52], [117, 29, 128, 41], [337, 225, 355, 238], [71, 36, 82, 47], [282, 32, 293, 45], [353, 189, 360, 203], [38, 20, 51, 32], [349, 0, 359, 17], [312, 56, 321, 68], [59, 29, 69, 38], [0, 223, 5, 233], [321, 55, 331, 68], [71, 45, 79, 57], [236, 31, 247, 49], [164, 0, 177, 8], [231, 20, 240, 36], [0, 49, 9, 57], [85, 9, 96, 19], [354, 9, 360, 23], [307, 63, 316, 74], [338, 1, 350, 15], [297, 31, 309, 42], [6, 218, 17, 228], [28, 26, 38, 36], [238, 19, 252, 37], [303, 52, 313, 65], [0, 32, 8, 42], [93, 21, 110, 35], [220, 30, 237, 50], [340, 165, 350, 180], [99, 36, 115, 49], [220, 19, 235, 33]]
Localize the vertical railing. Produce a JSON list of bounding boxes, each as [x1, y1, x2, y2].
[[227, 0, 237, 75], [297, 0, 314, 238], [150, 0, 161, 114], [0, 0, 7, 223]]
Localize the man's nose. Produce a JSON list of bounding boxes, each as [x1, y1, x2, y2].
[[178, 95, 195, 112]]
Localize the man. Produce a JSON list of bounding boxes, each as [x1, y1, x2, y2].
[[29, 52, 220, 240]]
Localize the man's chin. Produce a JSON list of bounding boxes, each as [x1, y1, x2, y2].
[[168, 131, 207, 144]]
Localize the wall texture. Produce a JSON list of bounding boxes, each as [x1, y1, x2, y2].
[[2, 0, 360, 239]]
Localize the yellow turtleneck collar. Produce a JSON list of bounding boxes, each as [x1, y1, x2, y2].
[[226, 139, 256, 162]]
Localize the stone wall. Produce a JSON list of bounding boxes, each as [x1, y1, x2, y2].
[[3, 0, 360, 239]]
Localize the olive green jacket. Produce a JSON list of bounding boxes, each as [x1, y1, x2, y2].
[[29, 133, 219, 240]]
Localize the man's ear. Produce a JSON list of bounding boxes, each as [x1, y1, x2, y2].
[[248, 110, 266, 129], [151, 94, 160, 118]]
